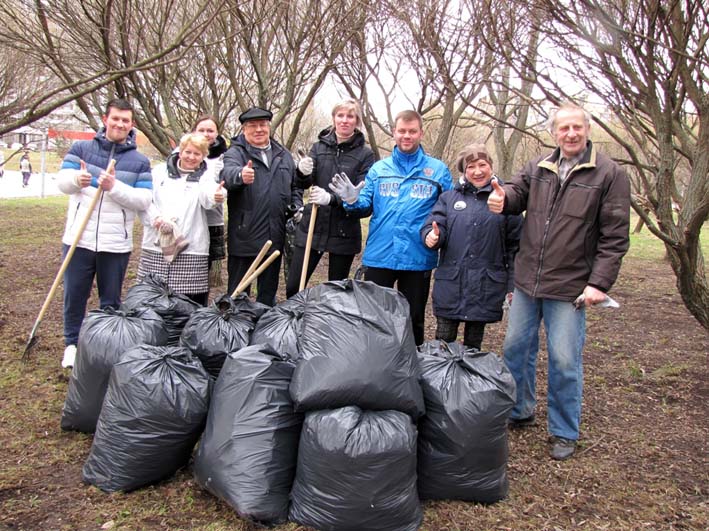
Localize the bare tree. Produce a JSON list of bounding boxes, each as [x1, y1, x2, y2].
[[0, 0, 228, 136], [332, 0, 505, 163], [98, 0, 367, 155], [517, 0, 709, 330]]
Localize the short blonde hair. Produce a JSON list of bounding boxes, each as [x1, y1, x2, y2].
[[178, 133, 210, 155], [331, 99, 363, 128]]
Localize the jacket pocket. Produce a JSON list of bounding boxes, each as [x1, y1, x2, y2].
[[560, 183, 601, 221], [433, 265, 461, 312], [483, 269, 507, 306]]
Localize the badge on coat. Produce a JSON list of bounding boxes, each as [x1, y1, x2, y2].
[[453, 200, 467, 210]]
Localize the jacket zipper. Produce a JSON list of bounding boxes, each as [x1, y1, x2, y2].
[[533, 165, 580, 296], [94, 145, 116, 250]]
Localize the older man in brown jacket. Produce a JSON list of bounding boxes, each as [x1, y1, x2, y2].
[[488, 102, 630, 460]]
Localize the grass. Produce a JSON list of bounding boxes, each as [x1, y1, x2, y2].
[[1, 148, 64, 173], [627, 213, 709, 261], [0, 197, 707, 531]]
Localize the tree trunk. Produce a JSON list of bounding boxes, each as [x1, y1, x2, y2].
[[666, 245, 709, 331]]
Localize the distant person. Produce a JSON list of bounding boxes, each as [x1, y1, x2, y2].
[[57, 98, 152, 369], [285, 99, 375, 297], [221, 107, 305, 306], [0, 150, 5, 178], [137, 133, 225, 306], [487, 102, 630, 460], [329, 109, 453, 345], [422, 144, 522, 350], [191, 115, 229, 287], [20, 152, 32, 187]]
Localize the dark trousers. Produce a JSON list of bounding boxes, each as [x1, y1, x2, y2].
[[364, 266, 431, 346], [62, 245, 130, 346], [435, 316, 486, 350], [186, 292, 209, 307], [285, 246, 355, 298], [228, 254, 282, 307]]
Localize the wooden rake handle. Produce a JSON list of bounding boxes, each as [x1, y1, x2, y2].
[[231, 240, 272, 298], [22, 159, 115, 358], [232, 250, 281, 298], [299, 203, 318, 292]]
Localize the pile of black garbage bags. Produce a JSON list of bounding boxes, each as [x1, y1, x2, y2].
[[61, 275, 516, 531]]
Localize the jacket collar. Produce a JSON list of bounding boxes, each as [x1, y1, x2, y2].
[[456, 176, 499, 194], [538, 141, 597, 175], [392, 145, 426, 174], [94, 127, 139, 153], [208, 135, 228, 159], [318, 127, 366, 149], [166, 152, 207, 182]]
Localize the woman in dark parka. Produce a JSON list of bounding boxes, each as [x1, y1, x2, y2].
[[422, 144, 523, 349], [285, 99, 375, 297]]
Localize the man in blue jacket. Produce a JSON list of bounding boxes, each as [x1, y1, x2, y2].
[[57, 98, 153, 369], [330, 110, 453, 345]]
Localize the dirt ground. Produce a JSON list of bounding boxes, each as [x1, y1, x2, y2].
[[0, 199, 707, 531]]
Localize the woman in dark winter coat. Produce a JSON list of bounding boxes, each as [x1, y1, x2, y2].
[[285, 99, 375, 297], [192, 115, 228, 287], [421, 144, 523, 350]]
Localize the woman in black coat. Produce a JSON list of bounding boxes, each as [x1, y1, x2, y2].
[[285, 99, 375, 297], [422, 144, 523, 350]]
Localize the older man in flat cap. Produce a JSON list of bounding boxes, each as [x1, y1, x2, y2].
[[221, 107, 307, 305]]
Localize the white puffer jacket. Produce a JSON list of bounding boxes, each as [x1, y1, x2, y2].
[[58, 130, 152, 253], [140, 154, 220, 256]]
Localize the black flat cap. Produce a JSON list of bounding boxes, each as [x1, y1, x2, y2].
[[238, 107, 273, 124]]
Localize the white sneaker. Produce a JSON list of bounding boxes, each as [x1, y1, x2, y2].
[[62, 345, 77, 369]]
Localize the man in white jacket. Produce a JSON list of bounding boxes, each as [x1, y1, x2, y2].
[[57, 98, 152, 368]]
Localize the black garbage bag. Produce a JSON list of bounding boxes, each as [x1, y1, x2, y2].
[[123, 273, 201, 345], [290, 280, 424, 418], [194, 344, 302, 524], [289, 406, 422, 531], [181, 293, 270, 377], [416, 340, 516, 503], [250, 289, 307, 359], [82, 345, 211, 493], [61, 306, 168, 433]]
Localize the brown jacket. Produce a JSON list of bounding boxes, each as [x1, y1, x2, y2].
[[503, 141, 630, 301]]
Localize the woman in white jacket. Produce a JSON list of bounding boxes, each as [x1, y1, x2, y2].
[[137, 133, 225, 306]]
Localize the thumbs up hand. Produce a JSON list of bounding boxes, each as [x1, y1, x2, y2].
[[241, 159, 255, 185], [487, 177, 505, 213], [214, 181, 225, 203], [425, 221, 440, 248], [76, 160, 92, 188], [98, 160, 116, 191]]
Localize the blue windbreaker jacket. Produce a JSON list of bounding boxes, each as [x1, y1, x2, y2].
[[345, 146, 453, 271]]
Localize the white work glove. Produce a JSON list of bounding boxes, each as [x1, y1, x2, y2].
[[298, 155, 314, 175], [328, 172, 364, 205], [309, 186, 331, 206]]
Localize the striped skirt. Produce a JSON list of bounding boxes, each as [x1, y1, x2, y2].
[[137, 249, 209, 294]]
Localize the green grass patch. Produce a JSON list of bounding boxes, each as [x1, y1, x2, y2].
[[627, 213, 708, 261]]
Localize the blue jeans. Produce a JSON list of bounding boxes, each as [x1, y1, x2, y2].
[[503, 288, 585, 440], [62, 245, 130, 346]]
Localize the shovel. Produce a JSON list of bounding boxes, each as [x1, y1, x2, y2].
[[21, 159, 115, 361]]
